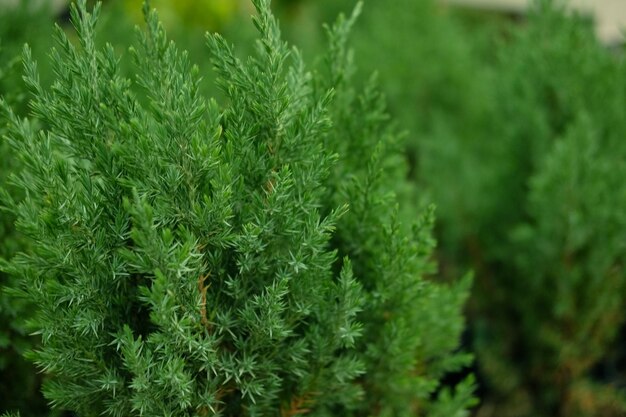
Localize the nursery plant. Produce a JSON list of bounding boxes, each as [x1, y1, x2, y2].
[[287, 0, 626, 415], [0, 2, 59, 415], [230, 1, 626, 415], [413, 2, 626, 416], [1, 1, 473, 416]]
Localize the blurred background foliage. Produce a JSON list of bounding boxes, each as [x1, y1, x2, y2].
[[1, 0, 625, 416], [0, 2, 59, 415]]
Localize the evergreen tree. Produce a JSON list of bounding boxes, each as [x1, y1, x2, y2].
[[414, 2, 626, 416], [0, 2, 59, 415], [316, 10, 474, 416], [2, 1, 472, 416]]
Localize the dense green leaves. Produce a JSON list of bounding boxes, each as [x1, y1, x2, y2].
[[407, 2, 626, 416], [284, 1, 626, 415], [1, 1, 471, 416], [0, 3, 59, 416]]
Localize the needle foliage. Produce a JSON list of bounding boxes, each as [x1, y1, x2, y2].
[[1, 1, 472, 416], [412, 3, 626, 416], [0, 2, 58, 415]]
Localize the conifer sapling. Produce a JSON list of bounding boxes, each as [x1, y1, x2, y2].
[[1, 1, 473, 416]]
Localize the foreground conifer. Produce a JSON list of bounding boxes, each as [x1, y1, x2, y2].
[[1, 1, 472, 416]]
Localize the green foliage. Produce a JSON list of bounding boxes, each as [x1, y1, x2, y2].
[[283, 0, 626, 415], [1, 1, 471, 416], [410, 2, 626, 416], [279, 0, 500, 237], [0, 2, 59, 416], [317, 9, 474, 416]]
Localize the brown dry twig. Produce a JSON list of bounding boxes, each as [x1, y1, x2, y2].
[[280, 393, 317, 417]]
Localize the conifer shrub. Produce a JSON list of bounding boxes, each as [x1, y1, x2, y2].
[[0, 3, 59, 415], [253, 1, 626, 415], [1, 1, 473, 416], [413, 3, 626, 416], [277, 0, 500, 244]]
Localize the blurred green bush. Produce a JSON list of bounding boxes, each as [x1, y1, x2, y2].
[[0, 3, 60, 416], [458, 6, 626, 416], [280, 0, 626, 415], [314, 1, 626, 416]]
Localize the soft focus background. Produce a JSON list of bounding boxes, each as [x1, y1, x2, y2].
[[1, 1, 625, 416]]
